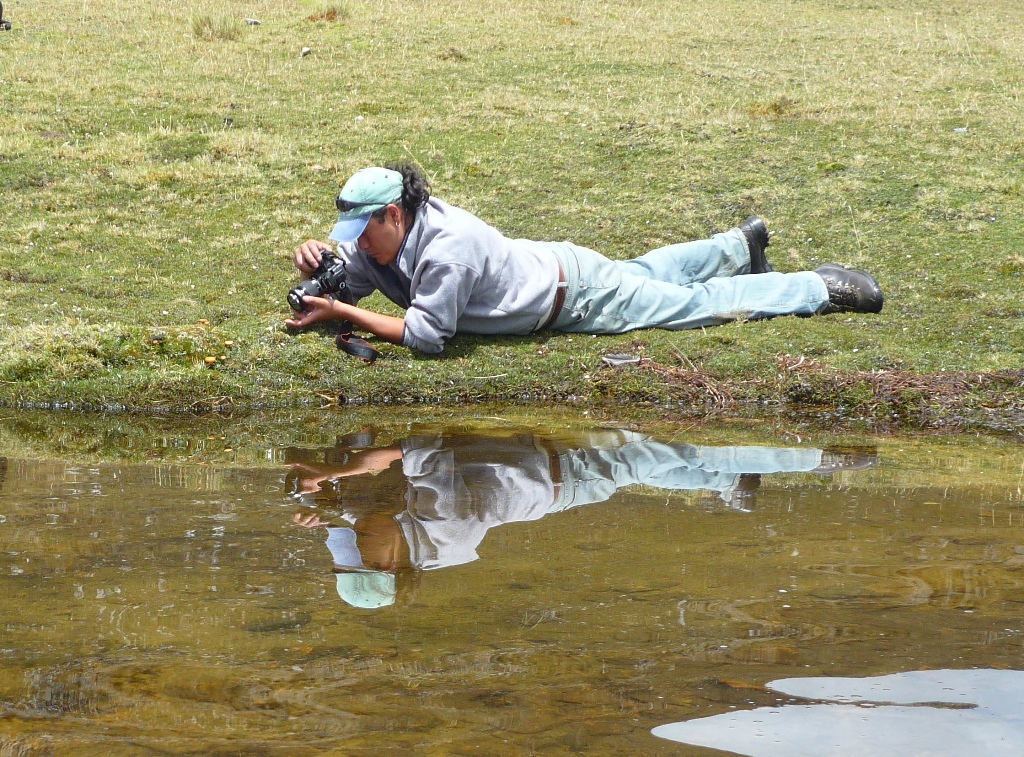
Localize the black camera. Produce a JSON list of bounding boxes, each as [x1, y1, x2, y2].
[[287, 251, 349, 312]]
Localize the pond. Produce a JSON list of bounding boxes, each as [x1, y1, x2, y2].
[[0, 408, 1022, 756]]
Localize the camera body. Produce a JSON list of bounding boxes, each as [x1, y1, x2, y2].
[[288, 251, 349, 312]]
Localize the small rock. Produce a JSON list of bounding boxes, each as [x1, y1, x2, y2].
[[300, 47, 312, 57], [953, 127, 967, 133]]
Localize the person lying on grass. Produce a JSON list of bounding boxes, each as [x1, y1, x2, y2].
[[285, 162, 883, 355]]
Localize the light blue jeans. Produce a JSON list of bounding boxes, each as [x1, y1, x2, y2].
[[549, 430, 826, 512], [548, 229, 829, 333]]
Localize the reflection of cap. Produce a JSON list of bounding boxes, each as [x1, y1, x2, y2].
[[325, 526, 395, 609], [335, 571, 396, 609], [328, 167, 403, 243]]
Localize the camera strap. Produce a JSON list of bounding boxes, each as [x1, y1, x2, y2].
[[335, 324, 379, 363]]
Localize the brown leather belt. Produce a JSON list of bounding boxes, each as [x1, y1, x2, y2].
[[538, 263, 567, 331], [537, 439, 563, 505]]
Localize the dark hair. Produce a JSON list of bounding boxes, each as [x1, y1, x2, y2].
[[370, 162, 430, 220]]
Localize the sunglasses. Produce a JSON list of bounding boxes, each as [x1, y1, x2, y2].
[[335, 196, 397, 213]]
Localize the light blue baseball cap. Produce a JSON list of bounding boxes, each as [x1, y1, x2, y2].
[[328, 167, 404, 243]]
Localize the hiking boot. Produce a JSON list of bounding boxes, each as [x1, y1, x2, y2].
[[815, 264, 884, 314], [811, 446, 879, 474], [740, 216, 773, 274], [725, 473, 761, 511]]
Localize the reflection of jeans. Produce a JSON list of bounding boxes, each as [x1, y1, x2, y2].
[[551, 432, 824, 511], [549, 233, 828, 333]]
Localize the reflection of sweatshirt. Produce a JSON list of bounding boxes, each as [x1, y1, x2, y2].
[[395, 434, 557, 570], [335, 198, 561, 353]]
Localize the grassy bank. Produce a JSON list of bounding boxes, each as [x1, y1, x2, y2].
[[1, 0, 1022, 431]]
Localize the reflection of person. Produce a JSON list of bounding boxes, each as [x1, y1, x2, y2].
[[288, 431, 877, 608], [285, 163, 884, 354]]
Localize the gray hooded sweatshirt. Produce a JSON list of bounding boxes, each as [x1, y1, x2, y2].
[[336, 198, 561, 353]]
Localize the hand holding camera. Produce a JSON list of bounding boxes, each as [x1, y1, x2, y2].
[[287, 251, 349, 312], [285, 246, 381, 363]]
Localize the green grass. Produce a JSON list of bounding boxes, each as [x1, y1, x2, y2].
[[1, 0, 1022, 429]]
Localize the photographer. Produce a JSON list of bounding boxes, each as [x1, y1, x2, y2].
[[286, 163, 883, 355]]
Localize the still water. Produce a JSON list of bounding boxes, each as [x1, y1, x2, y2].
[[0, 409, 1022, 756]]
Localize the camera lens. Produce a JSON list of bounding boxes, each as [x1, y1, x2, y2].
[[288, 280, 321, 312]]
